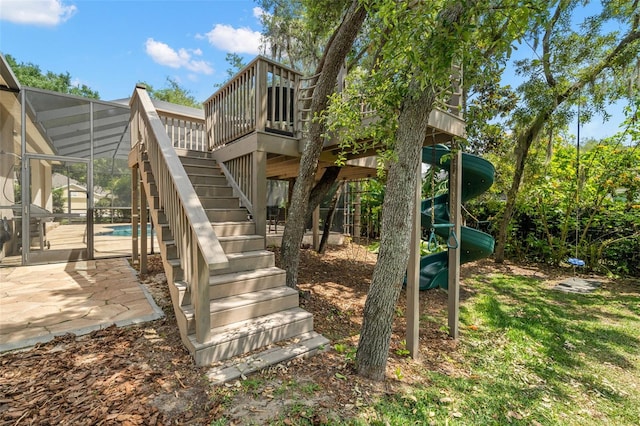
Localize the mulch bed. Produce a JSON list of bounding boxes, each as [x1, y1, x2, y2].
[[1, 243, 581, 424]]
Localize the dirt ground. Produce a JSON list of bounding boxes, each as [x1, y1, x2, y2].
[[0, 243, 612, 425]]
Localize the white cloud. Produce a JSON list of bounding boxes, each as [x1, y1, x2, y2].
[[253, 6, 266, 20], [204, 24, 262, 55], [145, 38, 213, 74], [0, 0, 76, 26]]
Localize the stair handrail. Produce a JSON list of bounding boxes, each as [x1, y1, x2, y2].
[[130, 85, 229, 344], [217, 161, 253, 217]]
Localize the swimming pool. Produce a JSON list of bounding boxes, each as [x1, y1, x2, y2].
[[97, 224, 153, 237]]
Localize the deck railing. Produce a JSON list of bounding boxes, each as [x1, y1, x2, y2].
[[205, 56, 302, 149], [356, 65, 463, 119], [130, 86, 229, 343], [157, 111, 208, 152], [217, 151, 267, 237], [443, 65, 463, 118]]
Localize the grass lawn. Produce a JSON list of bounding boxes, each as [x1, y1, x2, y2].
[[365, 273, 640, 425]]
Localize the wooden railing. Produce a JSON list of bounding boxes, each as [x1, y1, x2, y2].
[[130, 86, 228, 343], [355, 65, 463, 119], [158, 112, 208, 152], [152, 104, 208, 152], [220, 154, 253, 213], [443, 65, 463, 118], [205, 56, 302, 149], [216, 150, 267, 237]]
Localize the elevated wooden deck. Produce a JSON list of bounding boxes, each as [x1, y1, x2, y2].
[[203, 56, 465, 181], [127, 56, 466, 370]]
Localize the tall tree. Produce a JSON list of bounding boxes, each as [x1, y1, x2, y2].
[[494, 0, 640, 262], [5, 54, 99, 98], [138, 77, 201, 108], [260, 0, 368, 289], [350, 0, 543, 380]]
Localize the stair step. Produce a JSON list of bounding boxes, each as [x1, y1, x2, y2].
[[177, 152, 216, 164], [194, 185, 233, 197], [188, 308, 315, 366], [155, 223, 172, 242], [205, 331, 329, 382], [206, 208, 249, 222], [184, 286, 299, 332], [209, 266, 285, 299], [222, 250, 275, 273], [218, 234, 264, 253], [199, 197, 241, 209], [161, 240, 178, 259], [183, 164, 224, 176], [212, 221, 256, 236], [189, 174, 228, 185]]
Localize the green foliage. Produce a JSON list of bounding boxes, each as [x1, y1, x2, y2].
[[52, 188, 64, 214], [138, 77, 200, 108], [224, 53, 246, 79], [484, 126, 640, 276], [257, 0, 342, 71], [5, 54, 99, 98], [334, 342, 356, 362]]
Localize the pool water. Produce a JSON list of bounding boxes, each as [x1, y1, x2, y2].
[[98, 224, 153, 237]]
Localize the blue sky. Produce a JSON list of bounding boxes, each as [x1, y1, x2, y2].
[[0, 0, 631, 140], [0, 0, 266, 102]]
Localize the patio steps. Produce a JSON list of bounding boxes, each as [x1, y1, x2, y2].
[[137, 149, 325, 376]]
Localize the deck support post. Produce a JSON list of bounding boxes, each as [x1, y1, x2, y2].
[[252, 150, 267, 236], [447, 141, 462, 338], [312, 205, 320, 250], [140, 178, 148, 274], [131, 166, 139, 266], [406, 157, 421, 359], [353, 181, 361, 242]]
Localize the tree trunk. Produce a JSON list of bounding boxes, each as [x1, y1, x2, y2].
[[356, 83, 436, 380], [280, 1, 367, 289], [494, 26, 640, 263], [307, 166, 341, 224], [493, 112, 548, 262], [319, 181, 344, 254]]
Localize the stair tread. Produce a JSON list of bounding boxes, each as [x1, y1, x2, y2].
[[212, 220, 254, 225], [189, 307, 311, 347], [217, 234, 263, 242], [183, 286, 297, 316], [209, 266, 284, 285], [205, 331, 329, 384], [224, 250, 273, 260], [193, 183, 231, 188]]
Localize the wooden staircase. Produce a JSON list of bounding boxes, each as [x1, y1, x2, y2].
[[137, 148, 328, 369]]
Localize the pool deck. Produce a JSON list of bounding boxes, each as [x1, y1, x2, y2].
[[0, 257, 164, 353]]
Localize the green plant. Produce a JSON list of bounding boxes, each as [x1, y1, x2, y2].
[[394, 340, 410, 357], [393, 366, 404, 380], [334, 343, 356, 362]]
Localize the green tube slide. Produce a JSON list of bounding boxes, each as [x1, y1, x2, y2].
[[418, 145, 495, 290]]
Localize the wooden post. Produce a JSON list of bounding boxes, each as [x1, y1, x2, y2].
[[353, 181, 361, 242], [312, 205, 320, 250], [255, 60, 267, 132], [194, 242, 211, 343], [252, 150, 267, 236], [406, 158, 421, 358], [447, 142, 462, 338], [131, 167, 139, 266], [140, 180, 148, 274]]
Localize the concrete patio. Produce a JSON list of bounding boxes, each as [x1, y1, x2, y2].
[[0, 258, 164, 353]]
